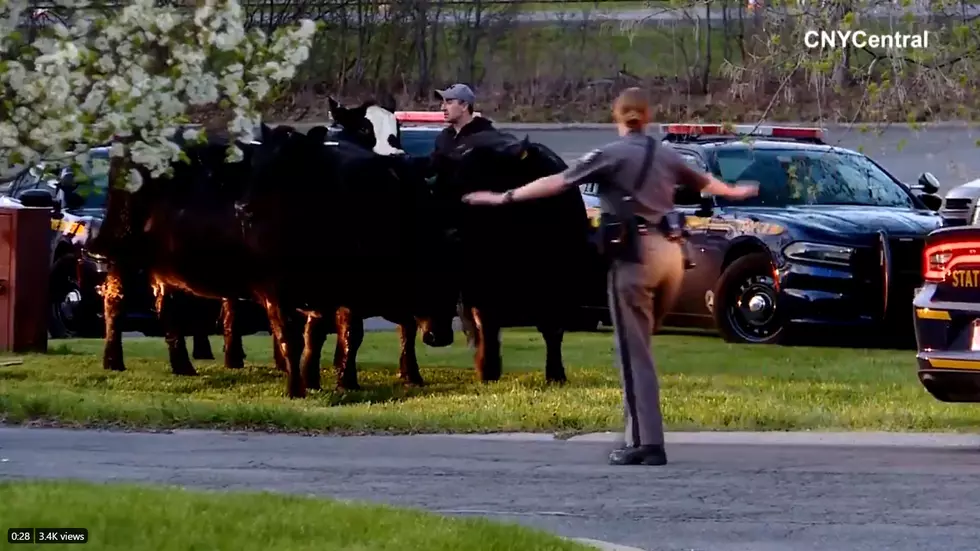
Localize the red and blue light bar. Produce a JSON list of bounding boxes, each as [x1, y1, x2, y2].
[[662, 123, 825, 141]]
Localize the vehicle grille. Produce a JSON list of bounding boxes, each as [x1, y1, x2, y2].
[[943, 198, 973, 211], [889, 237, 924, 283]]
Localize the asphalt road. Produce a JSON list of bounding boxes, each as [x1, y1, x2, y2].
[[507, 124, 980, 193], [2, 427, 979, 551]]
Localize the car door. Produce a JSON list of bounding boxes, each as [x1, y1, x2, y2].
[[667, 148, 727, 324]]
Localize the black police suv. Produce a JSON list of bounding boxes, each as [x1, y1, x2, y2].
[[582, 123, 946, 345], [913, 225, 980, 402]]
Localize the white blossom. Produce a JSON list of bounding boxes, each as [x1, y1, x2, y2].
[[0, 0, 316, 185]]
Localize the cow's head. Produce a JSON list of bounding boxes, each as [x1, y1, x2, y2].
[[443, 133, 568, 196], [328, 96, 404, 156]]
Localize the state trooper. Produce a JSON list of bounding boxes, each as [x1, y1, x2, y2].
[[462, 88, 758, 466]]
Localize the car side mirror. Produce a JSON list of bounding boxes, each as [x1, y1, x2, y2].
[[58, 169, 77, 192], [918, 193, 942, 212], [915, 172, 940, 195], [18, 188, 57, 210]]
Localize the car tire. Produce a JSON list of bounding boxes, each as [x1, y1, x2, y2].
[[49, 253, 102, 339], [713, 252, 787, 345]]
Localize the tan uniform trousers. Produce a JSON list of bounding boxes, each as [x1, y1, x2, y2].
[[607, 232, 685, 448]]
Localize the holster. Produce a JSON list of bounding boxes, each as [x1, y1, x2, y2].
[[657, 211, 688, 242], [597, 211, 644, 265]]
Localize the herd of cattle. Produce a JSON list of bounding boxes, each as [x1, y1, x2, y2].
[[86, 99, 597, 398]]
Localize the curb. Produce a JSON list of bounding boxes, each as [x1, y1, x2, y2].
[[4, 427, 978, 449], [570, 537, 647, 551], [269, 120, 980, 132]]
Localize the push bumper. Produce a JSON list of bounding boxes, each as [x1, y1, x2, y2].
[[913, 285, 980, 402], [776, 234, 923, 345], [777, 261, 914, 330]]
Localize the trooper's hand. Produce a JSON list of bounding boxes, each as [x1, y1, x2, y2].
[[730, 183, 760, 199], [461, 191, 506, 205]]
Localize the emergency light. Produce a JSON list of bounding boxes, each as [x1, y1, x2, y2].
[[395, 111, 483, 123], [662, 123, 825, 141]]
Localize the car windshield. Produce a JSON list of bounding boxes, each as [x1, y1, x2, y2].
[[712, 147, 916, 208]]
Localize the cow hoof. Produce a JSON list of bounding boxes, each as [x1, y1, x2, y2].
[[224, 358, 245, 370], [337, 381, 361, 392], [546, 375, 568, 385], [173, 366, 198, 376], [193, 350, 215, 361], [103, 360, 125, 372], [401, 375, 426, 387]]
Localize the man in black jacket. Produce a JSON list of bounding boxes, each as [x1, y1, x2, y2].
[[433, 83, 497, 157], [431, 83, 496, 349]]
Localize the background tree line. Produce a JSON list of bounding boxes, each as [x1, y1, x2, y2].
[[23, 0, 980, 123]]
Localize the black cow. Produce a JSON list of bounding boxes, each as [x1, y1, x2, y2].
[[238, 122, 459, 396], [89, 138, 258, 379], [433, 131, 591, 383], [285, 98, 453, 391]]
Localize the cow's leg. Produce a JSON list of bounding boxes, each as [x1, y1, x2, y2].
[[191, 334, 215, 360], [189, 297, 216, 360], [260, 295, 305, 399], [299, 313, 328, 391], [153, 282, 196, 376], [397, 318, 425, 386], [101, 267, 126, 372], [472, 307, 502, 382], [221, 299, 246, 369], [272, 332, 286, 372], [538, 323, 567, 384], [333, 307, 363, 391]]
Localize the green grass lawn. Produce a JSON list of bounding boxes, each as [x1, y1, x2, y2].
[[0, 480, 589, 551], [0, 330, 977, 435]]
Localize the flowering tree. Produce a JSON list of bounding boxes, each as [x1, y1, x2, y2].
[[0, 0, 316, 190]]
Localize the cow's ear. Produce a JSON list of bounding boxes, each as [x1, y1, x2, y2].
[[378, 92, 397, 114], [328, 96, 342, 117]]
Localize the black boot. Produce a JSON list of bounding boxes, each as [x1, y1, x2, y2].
[[608, 444, 667, 466]]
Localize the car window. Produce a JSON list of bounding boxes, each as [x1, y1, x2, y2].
[[711, 147, 916, 208], [72, 152, 110, 210], [399, 128, 439, 157], [678, 151, 707, 171]]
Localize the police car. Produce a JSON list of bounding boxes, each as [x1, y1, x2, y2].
[[581, 123, 945, 345], [913, 226, 980, 402]]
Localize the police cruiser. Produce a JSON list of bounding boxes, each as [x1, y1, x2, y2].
[[581, 123, 945, 345], [913, 226, 980, 402]]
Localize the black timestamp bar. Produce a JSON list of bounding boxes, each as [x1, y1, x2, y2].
[[36, 528, 89, 544], [7, 528, 34, 544]]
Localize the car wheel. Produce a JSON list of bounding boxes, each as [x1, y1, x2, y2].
[[49, 254, 101, 339], [713, 252, 786, 345]]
